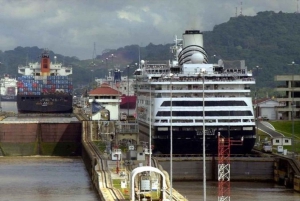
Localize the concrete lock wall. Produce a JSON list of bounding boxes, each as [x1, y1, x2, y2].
[[0, 123, 82, 156], [158, 157, 275, 181]]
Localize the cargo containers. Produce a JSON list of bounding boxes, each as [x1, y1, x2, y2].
[[17, 50, 73, 113]]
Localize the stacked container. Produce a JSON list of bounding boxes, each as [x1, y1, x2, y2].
[[17, 75, 73, 96]]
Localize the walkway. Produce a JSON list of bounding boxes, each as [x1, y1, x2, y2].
[[257, 121, 284, 138]]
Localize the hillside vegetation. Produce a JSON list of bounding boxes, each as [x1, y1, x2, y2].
[[1, 11, 300, 98]]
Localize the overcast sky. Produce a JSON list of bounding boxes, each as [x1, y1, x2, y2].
[[0, 0, 298, 60]]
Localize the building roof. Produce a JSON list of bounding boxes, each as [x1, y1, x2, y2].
[[88, 83, 121, 96], [253, 97, 280, 105]]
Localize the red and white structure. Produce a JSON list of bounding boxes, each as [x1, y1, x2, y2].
[[218, 132, 243, 201]]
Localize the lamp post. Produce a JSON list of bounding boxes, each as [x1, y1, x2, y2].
[[110, 54, 116, 67], [169, 73, 174, 201], [201, 70, 206, 201], [133, 63, 140, 140], [105, 58, 108, 68], [288, 61, 298, 156], [254, 65, 262, 137], [212, 54, 217, 64], [127, 65, 130, 116], [148, 76, 152, 167]]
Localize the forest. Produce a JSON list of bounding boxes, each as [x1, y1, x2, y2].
[[1, 11, 300, 98]]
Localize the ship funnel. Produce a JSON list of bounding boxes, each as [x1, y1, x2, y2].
[[40, 51, 50, 76], [178, 30, 208, 65]]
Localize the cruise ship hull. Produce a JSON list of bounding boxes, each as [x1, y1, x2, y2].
[[139, 122, 256, 154], [17, 94, 73, 113]]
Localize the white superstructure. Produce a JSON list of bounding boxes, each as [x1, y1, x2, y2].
[[18, 55, 72, 77], [0, 75, 17, 100], [135, 30, 256, 154]]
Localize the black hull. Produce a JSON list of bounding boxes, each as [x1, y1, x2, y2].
[[17, 94, 73, 113], [139, 122, 256, 155], [152, 138, 256, 155], [1, 95, 16, 101]]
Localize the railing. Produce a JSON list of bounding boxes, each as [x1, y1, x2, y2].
[[148, 77, 255, 83]]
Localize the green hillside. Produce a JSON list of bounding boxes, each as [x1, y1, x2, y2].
[[1, 11, 300, 98]]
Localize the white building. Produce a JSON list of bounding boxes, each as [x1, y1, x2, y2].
[[254, 98, 283, 120], [88, 83, 121, 121]]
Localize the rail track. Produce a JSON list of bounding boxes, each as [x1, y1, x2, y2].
[[83, 120, 125, 201]]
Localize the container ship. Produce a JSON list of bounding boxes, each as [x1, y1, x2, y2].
[[135, 30, 256, 154], [0, 74, 17, 101], [17, 50, 73, 113]]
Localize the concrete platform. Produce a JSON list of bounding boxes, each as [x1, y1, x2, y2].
[[0, 116, 80, 123]]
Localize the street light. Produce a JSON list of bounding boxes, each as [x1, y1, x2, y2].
[[169, 73, 174, 201], [288, 61, 298, 155], [254, 65, 262, 137], [127, 65, 130, 116], [148, 76, 152, 167], [110, 54, 116, 67], [201, 69, 206, 201]]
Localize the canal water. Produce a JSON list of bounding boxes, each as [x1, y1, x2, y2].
[[173, 181, 299, 201], [1, 101, 17, 113], [1, 157, 298, 201], [0, 157, 99, 201], [1, 102, 298, 200]]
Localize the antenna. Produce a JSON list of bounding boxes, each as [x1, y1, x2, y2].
[[90, 42, 97, 67], [26, 52, 29, 66], [93, 42, 96, 61], [240, 2, 243, 16], [138, 44, 140, 67]]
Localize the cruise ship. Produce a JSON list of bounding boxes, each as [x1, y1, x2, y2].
[[17, 50, 73, 113], [0, 74, 17, 101], [135, 30, 256, 154]]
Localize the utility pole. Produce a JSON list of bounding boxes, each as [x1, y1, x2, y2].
[[127, 65, 130, 116], [254, 66, 262, 136]]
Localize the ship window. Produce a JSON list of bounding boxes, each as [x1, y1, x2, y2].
[[230, 127, 241, 130], [157, 127, 168, 131], [160, 100, 247, 107], [156, 111, 253, 116], [182, 127, 194, 131]]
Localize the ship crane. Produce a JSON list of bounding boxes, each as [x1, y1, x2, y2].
[[218, 132, 243, 201]]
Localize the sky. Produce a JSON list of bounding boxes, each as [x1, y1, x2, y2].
[[0, 0, 299, 60]]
